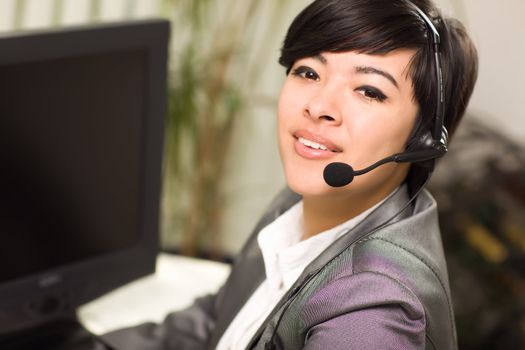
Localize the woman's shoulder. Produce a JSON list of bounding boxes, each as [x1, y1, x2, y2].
[[352, 189, 448, 292], [310, 189, 456, 348]]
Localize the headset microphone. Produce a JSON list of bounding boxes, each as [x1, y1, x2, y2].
[[323, 145, 447, 187]]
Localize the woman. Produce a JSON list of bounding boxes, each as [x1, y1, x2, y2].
[[102, 0, 478, 349]]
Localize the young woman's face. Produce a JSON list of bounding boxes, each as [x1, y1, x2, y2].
[[277, 49, 419, 199]]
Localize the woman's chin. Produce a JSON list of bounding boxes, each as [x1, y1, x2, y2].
[[285, 173, 342, 197]]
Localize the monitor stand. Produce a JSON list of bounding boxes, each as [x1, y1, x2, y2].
[[0, 315, 108, 350]]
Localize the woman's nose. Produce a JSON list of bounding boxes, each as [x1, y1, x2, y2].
[[304, 83, 343, 124]]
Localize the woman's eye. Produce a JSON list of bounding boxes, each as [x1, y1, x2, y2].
[[357, 86, 387, 102], [290, 66, 320, 81]]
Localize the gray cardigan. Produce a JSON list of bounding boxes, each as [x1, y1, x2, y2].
[[101, 185, 457, 350]]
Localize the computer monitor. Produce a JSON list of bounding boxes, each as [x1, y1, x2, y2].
[[0, 19, 169, 346]]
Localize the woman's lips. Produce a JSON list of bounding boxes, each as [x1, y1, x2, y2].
[[293, 130, 342, 159]]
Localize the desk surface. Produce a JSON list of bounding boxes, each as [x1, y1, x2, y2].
[[77, 254, 231, 335]]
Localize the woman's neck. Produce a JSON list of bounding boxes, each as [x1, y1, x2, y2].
[[301, 187, 396, 241]]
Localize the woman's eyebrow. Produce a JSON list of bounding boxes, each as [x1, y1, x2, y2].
[[313, 54, 327, 64], [355, 66, 399, 89]]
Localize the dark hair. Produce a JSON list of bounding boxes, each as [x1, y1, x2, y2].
[[278, 0, 478, 185]]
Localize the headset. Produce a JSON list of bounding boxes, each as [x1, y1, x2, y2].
[[323, 0, 447, 188]]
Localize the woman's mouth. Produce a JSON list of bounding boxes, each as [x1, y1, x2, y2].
[[293, 131, 341, 159]]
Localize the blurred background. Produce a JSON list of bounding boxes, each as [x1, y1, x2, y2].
[[0, 0, 523, 348]]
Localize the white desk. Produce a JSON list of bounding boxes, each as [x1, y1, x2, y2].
[[77, 254, 231, 335]]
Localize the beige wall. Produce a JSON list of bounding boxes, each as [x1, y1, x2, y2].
[[0, 0, 160, 29], [1, 0, 523, 255]]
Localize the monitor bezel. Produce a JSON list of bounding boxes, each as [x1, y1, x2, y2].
[[0, 19, 169, 336]]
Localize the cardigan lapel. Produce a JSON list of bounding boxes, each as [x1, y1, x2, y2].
[[301, 184, 411, 277]]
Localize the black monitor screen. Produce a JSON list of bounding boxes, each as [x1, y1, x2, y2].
[[0, 49, 147, 284]]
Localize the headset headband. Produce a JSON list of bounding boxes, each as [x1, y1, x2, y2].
[[406, 1, 447, 147]]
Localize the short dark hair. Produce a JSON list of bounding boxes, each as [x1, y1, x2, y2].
[[278, 0, 478, 185]]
